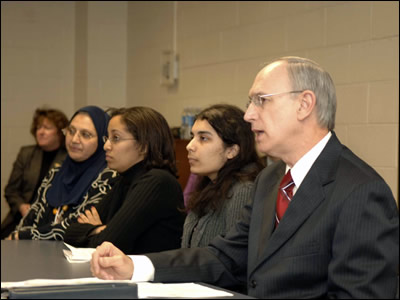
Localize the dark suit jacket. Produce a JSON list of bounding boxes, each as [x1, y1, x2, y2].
[[2, 145, 67, 228], [146, 132, 399, 298]]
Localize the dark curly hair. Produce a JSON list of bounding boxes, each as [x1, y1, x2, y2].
[[30, 107, 69, 146], [107, 107, 178, 177], [186, 104, 264, 216]]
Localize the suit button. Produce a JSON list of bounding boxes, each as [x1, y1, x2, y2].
[[250, 280, 257, 288]]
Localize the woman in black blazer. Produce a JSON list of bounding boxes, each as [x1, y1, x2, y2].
[[1, 108, 68, 239]]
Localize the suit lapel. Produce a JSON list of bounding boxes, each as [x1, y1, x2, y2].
[[260, 167, 326, 260], [26, 147, 43, 189], [247, 161, 285, 270], [256, 162, 285, 257], [250, 133, 342, 272]]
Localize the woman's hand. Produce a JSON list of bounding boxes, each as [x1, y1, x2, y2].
[[78, 206, 102, 226], [6, 231, 19, 240], [19, 203, 31, 217], [90, 225, 107, 236]]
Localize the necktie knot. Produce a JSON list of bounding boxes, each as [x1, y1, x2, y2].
[[275, 170, 295, 226], [280, 170, 294, 191]]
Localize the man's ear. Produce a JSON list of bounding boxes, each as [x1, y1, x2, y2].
[[227, 144, 240, 160], [297, 90, 316, 121]]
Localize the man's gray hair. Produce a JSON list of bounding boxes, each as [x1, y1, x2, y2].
[[273, 56, 337, 131]]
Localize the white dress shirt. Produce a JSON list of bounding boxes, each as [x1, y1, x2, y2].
[[290, 131, 332, 195]]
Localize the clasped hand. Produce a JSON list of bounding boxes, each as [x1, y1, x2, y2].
[[78, 206, 102, 226], [91, 242, 134, 280], [78, 206, 106, 235]]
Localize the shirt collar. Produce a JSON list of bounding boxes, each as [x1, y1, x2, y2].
[[286, 131, 332, 191]]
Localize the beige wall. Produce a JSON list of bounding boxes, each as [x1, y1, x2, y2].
[[1, 1, 398, 221], [1, 1, 76, 221], [127, 1, 399, 203]]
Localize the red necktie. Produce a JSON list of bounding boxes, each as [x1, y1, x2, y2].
[[275, 170, 295, 227]]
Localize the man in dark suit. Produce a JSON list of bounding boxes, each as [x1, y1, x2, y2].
[[91, 56, 399, 298]]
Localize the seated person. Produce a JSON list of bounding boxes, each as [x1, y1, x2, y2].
[[90, 56, 399, 298], [182, 104, 264, 248], [8, 106, 118, 240], [64, 107, 185, 254], [1, 107, 68, 239]]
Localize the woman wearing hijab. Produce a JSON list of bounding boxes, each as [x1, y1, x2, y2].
[[8, 106, 118, 240]]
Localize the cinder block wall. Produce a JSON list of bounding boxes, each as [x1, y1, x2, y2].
[[1, 1, 398, 221], [126, 1, 399, 203]]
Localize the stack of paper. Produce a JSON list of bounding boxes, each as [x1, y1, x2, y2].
[[1, 280, 233, 299], [137, 282, 233, 298], [63, 242, 96, 263], [1, 277, 132, 289]]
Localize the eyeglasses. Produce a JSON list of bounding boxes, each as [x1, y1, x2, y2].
[[246, 90, 304, 108], [103, 136, 136, 144], [62, 126, 96, 140]]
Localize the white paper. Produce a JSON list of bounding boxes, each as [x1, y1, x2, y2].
[[137, 282, 233, 298], [63, 242, 96, 263], [1, 277, 132, 289], [1, 279, 233, 298]]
